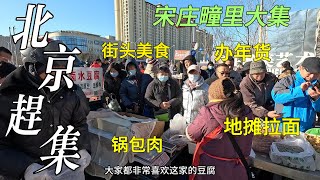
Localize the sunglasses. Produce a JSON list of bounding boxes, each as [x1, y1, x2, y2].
[[218, 72, 230, 75]]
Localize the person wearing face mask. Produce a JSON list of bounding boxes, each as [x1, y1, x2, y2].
[[145, 65, 182, 130], [182, 65, 209, 124], [206, 62, 215, 77], [182, 55, 209, 81], [104, 62, 127, 110], [120, 59, 152, 115], [0, 40, 91, 179], [272, 57, 320, 132]]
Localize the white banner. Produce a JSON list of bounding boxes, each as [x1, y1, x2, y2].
[[70, 67, 104, 98], [267, 9, 319, 75]]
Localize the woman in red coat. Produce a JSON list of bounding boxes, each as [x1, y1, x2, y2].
[[186, 77, 254, 180]]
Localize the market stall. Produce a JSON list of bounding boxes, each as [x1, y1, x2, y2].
[[186, 128, 320, 180], [249, 128, 320, 180], [253, 152, 320, 180], [84, 109, 190, 180]]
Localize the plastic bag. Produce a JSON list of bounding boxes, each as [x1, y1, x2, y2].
[[162, 129, 189, 151], [107, 94, 122, 112], [86, 110, 157, 179], [48, 149, 91, 180], [24, 163, 52, 180], [160, 114, 188, 150], [25, 150, 91, 180], [269, 138, 316, 171], [169, 114, 187, 135]]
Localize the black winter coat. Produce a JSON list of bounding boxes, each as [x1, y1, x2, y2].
[[104, 70, 126, 102], [145, 78, 182, 119], [0, 67, 90, 179], [119, 59, 153, 112]]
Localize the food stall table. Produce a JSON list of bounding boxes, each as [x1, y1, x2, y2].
[[253, 152, 320, 180]]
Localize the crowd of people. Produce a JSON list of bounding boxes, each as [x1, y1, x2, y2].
[[0, 42, 91, 179], [99, 53, 320, 132], [2, 42, 320, 179], [99, 54, 320, 179]]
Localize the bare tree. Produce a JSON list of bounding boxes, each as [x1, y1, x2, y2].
[[208, 0, 280, 48]]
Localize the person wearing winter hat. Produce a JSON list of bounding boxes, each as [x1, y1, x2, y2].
[[120, 59, 153, 115], [182, 65, 209, 124], [240, 61, 279, 119], [206, 61, 215, 77], [0, 40, 91, 179], [145, 64, 182, 130], [186, 77, 253, 180], [182, 55, 209, 80]]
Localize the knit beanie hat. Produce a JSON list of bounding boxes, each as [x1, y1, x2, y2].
[[208, 77, 236, 100]]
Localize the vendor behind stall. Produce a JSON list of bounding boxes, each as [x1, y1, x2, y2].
[[186, 77, 254, 180], [0, 40, 91, 179], [145, 64, 182, 130]]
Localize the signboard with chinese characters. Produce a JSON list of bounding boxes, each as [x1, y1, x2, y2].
[[70, 67, 104, 99], [266, 9, 319, 76], [174, 50, 191, 60]]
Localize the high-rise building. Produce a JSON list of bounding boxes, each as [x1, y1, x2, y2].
[[195, 29, 214, 61], [115, 0, 145, 44], [115, 0, 212, 61], [145, 2, 156, 46], [49, 30, 119, 60]]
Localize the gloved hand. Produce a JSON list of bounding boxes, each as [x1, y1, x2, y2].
[[47, 149, 92, 180], [24, 163, 53, 180]]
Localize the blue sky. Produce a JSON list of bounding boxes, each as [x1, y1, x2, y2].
[[0, 0, 319, 37]]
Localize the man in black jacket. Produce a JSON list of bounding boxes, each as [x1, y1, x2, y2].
[[145, 64, 182, 130], [0, 40, 91, 179]]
